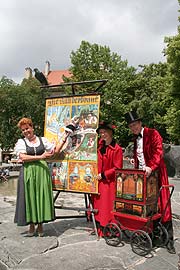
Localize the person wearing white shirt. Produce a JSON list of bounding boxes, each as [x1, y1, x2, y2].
[[14, 117, 55, 237], [124, 110, 176, 254]]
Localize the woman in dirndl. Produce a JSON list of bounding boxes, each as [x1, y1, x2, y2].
[[14, 117, 56, 237]]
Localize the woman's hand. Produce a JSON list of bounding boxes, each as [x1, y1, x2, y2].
[[96, 173, 102, 181], [41, 151, 54, 160], [20, 152, 54, 162]]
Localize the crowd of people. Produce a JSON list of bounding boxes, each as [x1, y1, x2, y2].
[[12, 111, 176, 254]]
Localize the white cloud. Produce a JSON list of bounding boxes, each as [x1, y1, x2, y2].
[[0, 0, 179, 83]]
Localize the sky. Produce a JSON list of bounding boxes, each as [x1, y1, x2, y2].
[[0, 0, 179, 84]]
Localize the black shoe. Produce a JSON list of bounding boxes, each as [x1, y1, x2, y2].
[[166, 241, 176, 254], [89, 230, 96, 235]]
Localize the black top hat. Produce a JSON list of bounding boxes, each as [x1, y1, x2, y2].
[[96, 121, 116, 134], [124, 111, 141, 125]]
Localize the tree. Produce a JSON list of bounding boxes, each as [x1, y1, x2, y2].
[[164, 7, 180, 144], [128, 63, 172, 142], [0, 77, 48, 150], [70, 41, 137, 146]]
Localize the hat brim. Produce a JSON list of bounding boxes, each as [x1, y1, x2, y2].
[[96, 125, 114, 134], [127, 118, 141, 125]]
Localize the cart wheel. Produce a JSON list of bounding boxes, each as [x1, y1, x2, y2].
[[103, 223, 122, 246], [142, 226, 154, 241], [130, 230, 152, 256], [153, 223, 168, 247]]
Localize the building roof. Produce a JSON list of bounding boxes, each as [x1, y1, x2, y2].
[[46, 70, 72, 85]]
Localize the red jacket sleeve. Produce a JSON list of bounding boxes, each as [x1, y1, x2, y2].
[[144, 129, 163, 171], [104, 145, 123, 180]]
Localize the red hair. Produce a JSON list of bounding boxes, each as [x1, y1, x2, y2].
[[17, 118, 33, 129]]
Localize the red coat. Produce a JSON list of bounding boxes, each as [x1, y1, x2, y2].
[[134, 127, 172, 223], [93, 140, 123, 227]]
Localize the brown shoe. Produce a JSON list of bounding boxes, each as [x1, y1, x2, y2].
[[36, 223, 44, 237], [27, 224, 35, 237], [27, 231, 35, 237]]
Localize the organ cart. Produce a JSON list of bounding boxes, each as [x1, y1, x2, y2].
[[103, 169, 174, 256]]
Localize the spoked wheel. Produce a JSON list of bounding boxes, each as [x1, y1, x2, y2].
[[130, 230, 152, 256], [103, 223, 122, 246], [153, 223, 169, 247], [142, 226, 154, 242]]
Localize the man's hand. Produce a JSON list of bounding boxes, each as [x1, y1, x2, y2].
[[143, 166, 152, 177]]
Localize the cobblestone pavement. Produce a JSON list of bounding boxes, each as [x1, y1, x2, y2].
[[0, 177, 179, 270]]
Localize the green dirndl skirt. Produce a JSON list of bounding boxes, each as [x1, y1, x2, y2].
[[24, 160, 54, 224]]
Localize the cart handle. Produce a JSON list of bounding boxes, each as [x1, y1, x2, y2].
[[158, 184, 174, 222], [143, 184, 174, 228]]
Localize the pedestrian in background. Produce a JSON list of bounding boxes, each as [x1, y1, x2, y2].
[[124, 110, 176, 254]]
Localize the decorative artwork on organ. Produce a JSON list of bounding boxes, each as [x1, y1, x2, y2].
[[115, 169, 158, 217]]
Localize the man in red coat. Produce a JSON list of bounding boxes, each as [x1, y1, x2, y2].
[[124, 110, 176, 254], [92, 121, 123, 237]]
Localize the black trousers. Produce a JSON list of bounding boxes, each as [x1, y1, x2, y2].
[[163, 220, 174, 243]]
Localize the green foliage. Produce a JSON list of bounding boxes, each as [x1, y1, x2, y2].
[[164, 106, 180, 144], [163, 5, 180, 144], [69, 40, 179, 146], [70, 41, 137, 146], [0, 77, 47, 149], [128, 63, 171, 141]]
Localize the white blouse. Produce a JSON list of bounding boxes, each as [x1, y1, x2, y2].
[[15, 136, 55, 158]]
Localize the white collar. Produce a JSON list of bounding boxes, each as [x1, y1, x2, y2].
[[140, 127, 144, 137]]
